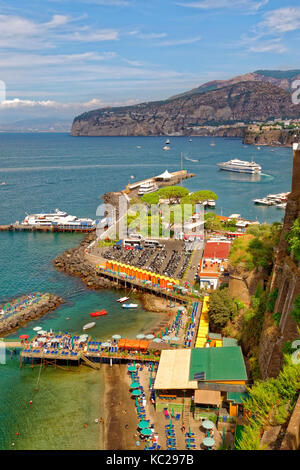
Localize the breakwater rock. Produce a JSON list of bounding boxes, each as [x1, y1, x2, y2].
[[0, 293, 64, 337], [53, 233, 114, 290]]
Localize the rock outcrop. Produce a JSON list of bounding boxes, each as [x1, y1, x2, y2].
[[243, 129, 300, 147]]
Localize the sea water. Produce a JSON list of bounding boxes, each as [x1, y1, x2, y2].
[[0, 134, 292, 449]]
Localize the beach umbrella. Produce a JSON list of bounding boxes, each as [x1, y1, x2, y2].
[[141, 428, 152, 437], [130, 382, 140, 389], [138, 420, 149, 429], [170, 336, 179, 342], [101, 342, 110, 348], [202, 420, 214, 430], [202, 437, 215, 448], [19, 335, 29, 340], [128, 365, 136, 372], [162, 335, 171, 341], [131, 389, 141, 396], [112, 334, 121, 340], [33, 326, 42, 331], [37, 330, 47, 335], [136, 334, 145, 339], [153, 338, 162, 343], [145, 334, 155, 340]]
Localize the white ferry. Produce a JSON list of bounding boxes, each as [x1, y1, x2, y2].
[[22, 209, 96, 228], [138, 180, 158, 196], [217, 159, 262, 174]]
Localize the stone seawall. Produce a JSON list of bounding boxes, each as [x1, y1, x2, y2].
[[0, 293, 64, 337]]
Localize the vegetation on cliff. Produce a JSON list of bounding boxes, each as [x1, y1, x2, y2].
[[236, 356, 300, 450], [229, 223, 282, 273], [286, 218, 300, 262]]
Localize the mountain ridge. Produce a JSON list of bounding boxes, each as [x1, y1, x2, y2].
[[71, 70, 300, 137]]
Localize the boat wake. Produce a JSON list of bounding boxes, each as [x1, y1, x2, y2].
[[184, 155, 198, 163]]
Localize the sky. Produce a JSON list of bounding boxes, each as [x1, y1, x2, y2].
[[0, 0, 299, 125]]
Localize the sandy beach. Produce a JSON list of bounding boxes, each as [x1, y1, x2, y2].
[[103, 364, 139, 450], [102, 294, 184, 450]]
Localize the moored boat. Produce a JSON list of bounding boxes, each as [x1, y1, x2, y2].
[[117, 297, 129, 303], [89, 310, 108, 317], [83, 322, 96, 330], [122, 303, 138, 309]]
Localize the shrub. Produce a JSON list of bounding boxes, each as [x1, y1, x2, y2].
[[208, 288, 239, 328], [286, 218, 300, 261]]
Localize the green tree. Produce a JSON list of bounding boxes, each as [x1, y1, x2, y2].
[[140, 192, 159, 205], [157, 186, 189, 204], [204, 212, 223, 231], [208, 288, 239, 328], [286, 218, 300, 261], [189, 190, 218, 203]]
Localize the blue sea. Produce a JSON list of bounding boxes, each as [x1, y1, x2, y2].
[[0, 133, 292, 449]]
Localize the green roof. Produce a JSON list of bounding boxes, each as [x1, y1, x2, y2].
[[227, 391, 249, 404], [189, 347, 247, 382]]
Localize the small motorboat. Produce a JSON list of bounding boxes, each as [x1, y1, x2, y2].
[[83, 322, 96, 330], [89, 309, 108, 317], [122, 303, 138, 309], [117, 297, 129, 303]]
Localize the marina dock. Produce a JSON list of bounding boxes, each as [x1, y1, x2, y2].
[[0, 224, 95, 233]]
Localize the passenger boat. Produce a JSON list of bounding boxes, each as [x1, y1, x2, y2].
[[22, 208, 96, 229], [89, 310, 108, 317], [138, 180, 158, 196], [163, 145, 170, 151], [83, 322, 96, 330], [218, 159, 262, 174], [122, 303, 138, 309], [117, 297, 129, 303]]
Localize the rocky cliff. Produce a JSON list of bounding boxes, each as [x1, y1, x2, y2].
[[71, 80, 300, 137], [244, 129, 300, 147]]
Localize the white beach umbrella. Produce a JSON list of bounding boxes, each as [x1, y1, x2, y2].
[[37, 330, 47, 335], [170, 336, 180, 342], [112, 334, 121, 340], [33, 326, 42, 331], [153, 338, 162, 343], [136, 334, 145, 339], [162, 335, 171, 341], [145, 334, 155, 340]]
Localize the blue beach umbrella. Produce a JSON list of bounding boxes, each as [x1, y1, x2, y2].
[[138, 420, 149, 429], [130, 382, 140, 389], [141, 428, 152, 437]]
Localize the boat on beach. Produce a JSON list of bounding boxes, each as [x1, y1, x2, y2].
[[117, 297, 129, 303], [89, 310, 108, 317], [122, 303, 138, 309], [83, 322, 96, 330]]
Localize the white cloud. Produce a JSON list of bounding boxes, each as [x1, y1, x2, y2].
[[248, 40, 287, 53], [175, 0, 268, 12], [65, 29, 119, 42], [157, 36, 202, 46], [259, 7, 300, 34]]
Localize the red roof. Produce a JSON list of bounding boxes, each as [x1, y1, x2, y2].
[[203, 242, 231, 259]]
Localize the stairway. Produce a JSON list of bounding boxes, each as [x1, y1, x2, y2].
[[81, 355, 100, 370], [183, 397, 191, 427]]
